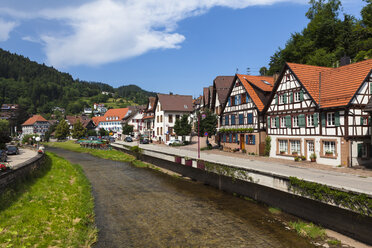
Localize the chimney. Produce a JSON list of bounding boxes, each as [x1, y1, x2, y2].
[[273, 72, 280, 83], [340, 56, 351, 67]]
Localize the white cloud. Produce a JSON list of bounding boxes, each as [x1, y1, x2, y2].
[[0, 18, 17, 41], [2, 0, 307, 67]]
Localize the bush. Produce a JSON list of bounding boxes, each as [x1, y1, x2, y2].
[[264, 136, 271, 156]]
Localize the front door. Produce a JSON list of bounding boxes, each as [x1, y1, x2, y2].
[[240, 134, 245, 150], [307, 141, 314, 160]]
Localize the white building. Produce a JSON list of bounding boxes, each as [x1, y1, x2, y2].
[[22, 115, 50, 138], [153, 94, 193, 143], [93, 108, 130, 138], [122, 106, 145, 139]]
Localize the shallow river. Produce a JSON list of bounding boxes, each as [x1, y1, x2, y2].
[[48, 147, 314, 248]]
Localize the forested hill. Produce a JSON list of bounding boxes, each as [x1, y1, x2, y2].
[[0, 48, 156, 114], [265, 0, 371, 75]]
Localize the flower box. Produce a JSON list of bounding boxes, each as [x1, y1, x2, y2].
[[197, 161, 205, 170], [175, 156, 182, 164], [185, 159, 192, 167], [280, 151, 285, 155], [311, 158, 316, 162]]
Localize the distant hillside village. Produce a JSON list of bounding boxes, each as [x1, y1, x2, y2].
[[10, 57, 372, 168]]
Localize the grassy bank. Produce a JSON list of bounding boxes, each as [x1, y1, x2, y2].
[[45, 140, 148, 168], [0, 152, 97, 247]]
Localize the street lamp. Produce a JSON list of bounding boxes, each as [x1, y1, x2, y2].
[[198, 113, 206, 159], [35, 137, 41, 149]]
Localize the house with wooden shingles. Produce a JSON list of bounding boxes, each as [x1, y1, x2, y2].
[[153, 93, 193, 143], [264, 59, 372, 166], [219, 74, 274, 155]]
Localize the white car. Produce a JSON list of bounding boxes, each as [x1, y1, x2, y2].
[[166, 139, 182, 146]]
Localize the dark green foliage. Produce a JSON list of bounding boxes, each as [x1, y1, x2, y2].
[[116, 85, 156, 105], [54, 119, 70, 140], [122, 123, 134, 135], [174, 114, 192, 137], [198, 110, 217, 138], [71, 119, 87, 139], [87, 129, 97, 136], [267, 0, 372, 74], [44, 123, 57, 142], [264, 136, 271, 156], [98, 128, 108, 137], [0, 119, 11, 149]]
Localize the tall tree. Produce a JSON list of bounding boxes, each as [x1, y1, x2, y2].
[[54, 119, 70, 140], [198, 110, 217, 139], [122, 122, 134, 135], [71, 119, 87, 139], [174, 115, 192, 140], [0, 119, 11, 149]]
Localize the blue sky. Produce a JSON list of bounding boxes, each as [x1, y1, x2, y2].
[[0, 0, 366, 97]]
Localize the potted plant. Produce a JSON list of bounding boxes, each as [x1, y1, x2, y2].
[[184, 156, 192, 167], [0, 163, 8, 172], [292, 151, 298, 156], [175, 156, 182, 164], [242, 149, 247, 154], [310, 153, 317, 162], [280, 150, 285, 155], [197, 160, 205, 170], [301, 155, 306, 161], [294, 156, 300, 162], [325, 151, 333, 157]]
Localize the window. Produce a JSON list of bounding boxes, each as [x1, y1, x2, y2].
[[327, 113, 335, 126], [247, 113, 253, 124], [169, 114, 173, 123], [228, 97, 231, 106], [358, 144, 368, 158], [290, 140, 301, 154], [324, 141, 335, 155], [241, 94, 246, 104], [280, 116, 286, 128], [246, 134, 255, 145], [176, 115, 180, 120], [231, 96, 235, 106], [157, 127, 159, 135], [157, 116, 159, 123], [293, 116, 299, 127], [279, 94, 286, 104], [279, 140, 288, 153], [307, 114, 314, 127], [160, 115, 163, 122], [271, 117, 276, 128], [224, 115, 229, 125], [361, 116, 368, 126], [160, 127, 163, 135], [239, 114, 244, 125], [294, 91, 301, 102]]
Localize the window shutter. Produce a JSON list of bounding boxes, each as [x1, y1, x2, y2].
[[314, 113, 318, 127], [246, 94, 249, 103], [246, 135, 248, 144], [231, 115, 235, 125], [300, 90, 304, 101], [267, 116, 270, 127], [248, 113, 253, 124], [321, 113, 326, 126], [290, 92, 293, 103], [235, 134, 238, 143], [357, 143, 363, 158], [335, 112, 340, 126], [223, 134, 226, 142], [286, 115, 292, 128], [252, 135, 255, 145], [239, 114, 244, 125], [370, 82, 372, 94], [299, 114, 305, 127], [283, 93, 287, 104], [361, 117, 364, 125], [275, 116, 279, 128], [275, 95, 278, 104], [228, 97, 231, 106], [229, 134, 232, 143], [225, 115, 229, 125]]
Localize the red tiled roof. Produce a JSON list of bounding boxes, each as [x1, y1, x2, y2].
[[287, 59, 372, 108], [103, 108, 129, 122], [22, 115, 48, 126], [92, 116, 105, 125], [236, 74, 274, 111]]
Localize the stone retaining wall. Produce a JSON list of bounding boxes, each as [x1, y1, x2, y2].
[[114, 144, 372, 245], [0, 152, 46, 193]]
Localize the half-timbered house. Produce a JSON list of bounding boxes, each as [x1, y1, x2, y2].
[[265, 59, 372, 166], [211, 76, 234, 128], [219, 74, 274, 155]]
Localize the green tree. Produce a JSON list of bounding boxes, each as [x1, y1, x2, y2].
[[259, 67, 268, 76], [71, 119, 87, 139], [54, 119, 70, 140], [87, 129, 97, 136], [0, 119, 11, 149], [122, 122, 134, 135], [99, 128, 108, 137], [44, 123, 57, 142], [174, 115, 192, 140], [198, 110, 217, 139]]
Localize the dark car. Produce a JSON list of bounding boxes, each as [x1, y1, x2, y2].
[[0, 150, 7, 162], [6, 145, 19, 155], [124, 136, 133, 142], [140, 138, 149, 144]]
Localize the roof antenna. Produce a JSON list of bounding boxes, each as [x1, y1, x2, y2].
[[236, 68, 238, 74]]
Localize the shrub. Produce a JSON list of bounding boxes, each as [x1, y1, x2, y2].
[[264, 136, 271, 156]]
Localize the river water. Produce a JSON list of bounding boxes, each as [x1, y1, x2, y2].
[[48, 147, 314, 247]]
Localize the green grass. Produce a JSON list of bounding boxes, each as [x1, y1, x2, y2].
[[45, 141, 149, 168], [289, 221, 325, 240], [327, 239, 341, 246], [0, 152, 97, 247], [268, 207, 281, 214]]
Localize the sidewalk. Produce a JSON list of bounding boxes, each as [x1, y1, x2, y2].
[[114, 141, 372, 196]]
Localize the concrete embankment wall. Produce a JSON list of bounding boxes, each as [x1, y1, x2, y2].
[[114, 144, 372, 245], [0, 152, 46, 192]]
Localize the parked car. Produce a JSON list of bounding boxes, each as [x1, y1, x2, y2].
[[165, 139, 182, 146], [124, 136, 133, 142], [140, 138, 149, 144], [6, 145, 19, 155], [0, 150, 7, 162]]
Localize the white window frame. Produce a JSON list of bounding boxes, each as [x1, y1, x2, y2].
[[294, 91, 301, 102], [290, 140, 301, 154], [271, 117, 276, 128], [279, 95, 285, 104], [280, 116, 286, 128], [279, 140, 288, 153], [324, 141, 335, 155], [307, 114, 314, 127], [293, 116, 299, 128], [327, 112, 335, 126]]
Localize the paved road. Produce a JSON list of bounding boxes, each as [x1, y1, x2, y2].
[[115, 141, 372, 196], [48, 147, 313, 248]]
